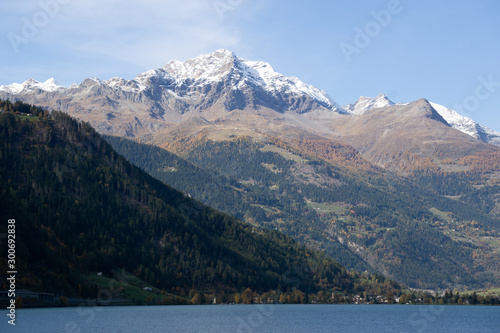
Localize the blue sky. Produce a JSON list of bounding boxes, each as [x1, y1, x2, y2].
[[1, 0, 500, 131]]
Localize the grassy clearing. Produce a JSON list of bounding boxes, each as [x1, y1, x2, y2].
[[207, 128, 261, 141], [16, 114, 39, 121], [435, 164, 470, 172], [482, 236, 500, 255], [429, 207, 453, 223], [259, 144, 308, 163], [461, 288, 500, 297], [307, 202, 347, 214], [443, 195, 461, 201], [261, 163, 281, 173], [84, 270, 188, 305], [250, 203, 276, 214]]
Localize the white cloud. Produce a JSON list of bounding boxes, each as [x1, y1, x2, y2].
[[38, 0, 244, 68], [0, 0, 256, 86]]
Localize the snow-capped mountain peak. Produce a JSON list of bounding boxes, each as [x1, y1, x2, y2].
[[239, 59, 341, 110], [164, 49, 237, 81], [0, 50, 343, 114], [342, 94, 500, 145], [41, 78, 63, 91], [429, 102, 477, 136], [0, 78, 64, 94], [344, 94, 395, 115], [158, 49, 342, 111], [430, 102, 500, 145]]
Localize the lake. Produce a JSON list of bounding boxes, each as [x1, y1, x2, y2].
[[2, 304, 499, 332]]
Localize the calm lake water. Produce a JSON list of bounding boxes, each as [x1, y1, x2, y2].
[[2, 304, 499, 332]]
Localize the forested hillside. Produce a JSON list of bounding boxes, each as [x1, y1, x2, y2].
[[106, 135, 375, 274], [0, 100, 399, 303], [107, 132, 500, 289]]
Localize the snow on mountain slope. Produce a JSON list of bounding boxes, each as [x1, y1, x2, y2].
[[159, 49, 343, 112], [342, 94, 500, 147], [0, 78, 64, 94], [0, 50, 497, 147], [344, 94, 394, 115], [0, 50, 348, 137], [0, 50, 341, 114], [430, 102, 477, 136], [238, 58, 339, 110], [430, 102, 500, 146]]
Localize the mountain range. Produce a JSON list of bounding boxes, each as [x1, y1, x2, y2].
[[1, 50, 499, 290], [1, 49, 499, 142], [1, 49, 499, 173]]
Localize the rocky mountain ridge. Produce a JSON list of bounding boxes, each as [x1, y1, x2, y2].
[[1, 49, 499, 172]]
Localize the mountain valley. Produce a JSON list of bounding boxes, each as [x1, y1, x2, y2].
[[1, 50, 500, 292]]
